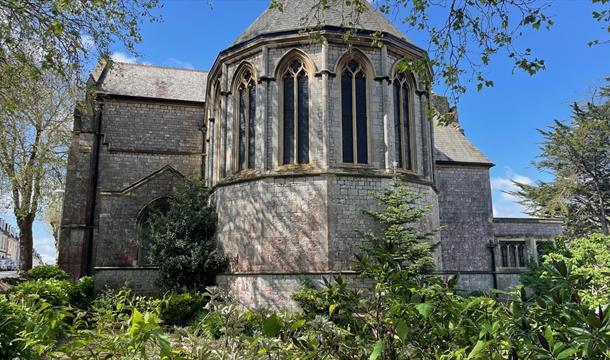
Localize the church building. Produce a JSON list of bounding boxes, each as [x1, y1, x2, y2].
[[58, 0, 562, 308]]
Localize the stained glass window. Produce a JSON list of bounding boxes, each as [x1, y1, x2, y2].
[[237, 69, 256, 170], [341, 59, 368, 164], [282, 59, 309, 164], [392, 72, 412, 169]]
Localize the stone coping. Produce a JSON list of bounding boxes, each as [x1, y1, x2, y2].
[[493, 217, 563, 224], [93, 266, 159, 271], [213, 168, 436, 190]]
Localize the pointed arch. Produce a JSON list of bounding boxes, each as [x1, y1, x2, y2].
[[232, 62, 257, 171], [136, 197, 171, 266], [276, 49, 315, 165], [332, 48, 376, 78], [336, 49, 374, 164], [390, 61, 417, 170]]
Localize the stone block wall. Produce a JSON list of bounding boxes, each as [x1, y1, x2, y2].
[[215, 175, 329, 273], [60, 96, 204, 285], [206, 38, 434, 188], [435, 164, 495, 291], [493, 218, 563, 238], [94, 268, 160, 297], [214, 173, 440, 307], [217, 273, 374, 310]]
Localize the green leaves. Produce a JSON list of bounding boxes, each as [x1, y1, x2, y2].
[[415, 303, 433, 319], [262, 314, 283, 338], [369, 339, 384, 360]]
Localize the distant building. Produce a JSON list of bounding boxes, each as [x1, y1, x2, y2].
[[32, 249, 44, 267], [0, 218, 19, 264]]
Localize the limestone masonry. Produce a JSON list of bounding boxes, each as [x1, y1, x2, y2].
[[58, 0, 562, 308]]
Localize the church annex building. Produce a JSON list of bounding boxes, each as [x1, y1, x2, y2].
[[58, 0, 562, 308]]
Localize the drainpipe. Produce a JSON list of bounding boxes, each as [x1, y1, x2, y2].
[[487, 239, 498, 290]]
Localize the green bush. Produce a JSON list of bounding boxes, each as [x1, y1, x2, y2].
[[11, 279, 73, 306], [68, 276, 94, 309], [160, 292, 207, 327], [28, 264, 69, 281], [145, 177, 228, 292], [0, 295, 31, 359]]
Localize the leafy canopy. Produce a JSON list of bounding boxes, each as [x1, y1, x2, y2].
[[513, 81, 610, 237]]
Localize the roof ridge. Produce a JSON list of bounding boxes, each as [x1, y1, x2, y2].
[[112, 61, 209, 74]]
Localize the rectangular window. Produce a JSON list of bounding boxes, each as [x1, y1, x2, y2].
[[500, 241, 528, 268], [283, 76, 294, 164]]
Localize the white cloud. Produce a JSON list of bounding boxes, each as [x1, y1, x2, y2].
[[490, 167, 533, 218], [81, 34, 95, 51], [34, 235, 57, 264], [166, 58, 195, 70], [110, 51, 138, 64]]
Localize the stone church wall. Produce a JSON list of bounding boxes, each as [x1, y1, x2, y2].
[[214, 174, 439, 308], [59, 97, 204, 293], [435, 164, 495, 291], [214, 176, 329, 273]]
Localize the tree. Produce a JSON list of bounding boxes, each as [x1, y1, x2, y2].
[[0, 71, 74, 270], [145, 177, 228, 293], [513, 82, 610, 237], [273, 0, 609, 103], [0, 0, 161, 271], [0, 0, 160, 100]]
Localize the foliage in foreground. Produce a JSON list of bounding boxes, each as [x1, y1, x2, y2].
[[144, 177, 228, 293], [2, 183, 610, 359]]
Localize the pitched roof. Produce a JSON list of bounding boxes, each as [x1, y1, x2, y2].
[[232, 0, 412, 46], [434, 122, 493, 166], [93, 60, 208, 103]]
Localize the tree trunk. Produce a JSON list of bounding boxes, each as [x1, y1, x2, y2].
[[18, 215, 34, 271]]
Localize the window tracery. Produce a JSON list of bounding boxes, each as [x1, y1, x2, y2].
[[340, 59, 368, 164], [392, 72, 413, 170], [281, 58, 309, 165]]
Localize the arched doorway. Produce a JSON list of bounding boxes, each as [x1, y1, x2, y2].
[[136, 197, 171, 266]]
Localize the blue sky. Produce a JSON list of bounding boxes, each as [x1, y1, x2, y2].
[[1, 0, 608, 264]]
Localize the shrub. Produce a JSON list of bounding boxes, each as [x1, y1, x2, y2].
[[28, 264, 69, 281], [160, 292, 207, 327], [0, 295, 30, 359], [68, 276, 94, 309], [145, 177, 228, 292], [11, 279, 73, 306]]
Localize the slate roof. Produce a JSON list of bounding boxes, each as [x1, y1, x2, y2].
[[93, 60, 208, 103], [232, 0, 412, 46], [434, 122, 493, 166]]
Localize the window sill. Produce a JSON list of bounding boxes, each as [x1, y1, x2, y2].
[[337, 163, 374, 169]]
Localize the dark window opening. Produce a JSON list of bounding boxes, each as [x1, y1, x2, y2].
[[282, 59, 309, 165], [237, 69, 256, 171], [392, 72, 412, 170], [341, 59, 368, 164], [500, 241, 528, 268]]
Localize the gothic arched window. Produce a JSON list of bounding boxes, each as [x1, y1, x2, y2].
[[281, 58, 309, 165], [236, 69, 256, 171], [392, 72, 413, 170], [340, 59, 368, 164], [214, 83, 224, 180], [136, 197, 170, 266]]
